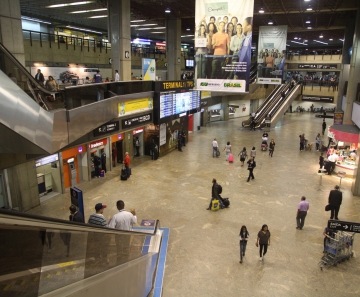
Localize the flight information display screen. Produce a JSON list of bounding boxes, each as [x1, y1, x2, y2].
[[159, 91, 199, 119]]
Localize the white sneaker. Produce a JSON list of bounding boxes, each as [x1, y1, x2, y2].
[[259, 257, 263, 261]]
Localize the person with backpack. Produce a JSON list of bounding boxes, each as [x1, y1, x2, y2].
[[238, 147, 247, 166], [207, 178, 224, 210], [247, 157, 256, 182]]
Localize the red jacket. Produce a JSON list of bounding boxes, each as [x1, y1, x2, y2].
[[124, 155, 130, 166]]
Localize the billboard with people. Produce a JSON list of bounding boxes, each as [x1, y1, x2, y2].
[[195, 0, 254, 92], [257, 25, 287, 84]]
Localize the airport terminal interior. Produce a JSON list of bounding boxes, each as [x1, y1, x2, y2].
[[1, 0, 360, 296]]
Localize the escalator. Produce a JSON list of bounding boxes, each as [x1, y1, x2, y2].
[[242, 84, 283, 128], [0, 42, 153, 155], [242, 83, 301, 129], [0, 209, 162, 296]]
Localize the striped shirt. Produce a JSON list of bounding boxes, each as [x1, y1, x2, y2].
[[88, 213, 107, 226]]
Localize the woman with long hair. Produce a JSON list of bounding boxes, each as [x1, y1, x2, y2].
[[195, 24, 208, 78], [256, 224, 271, 261], [239, 225, 249, 263]]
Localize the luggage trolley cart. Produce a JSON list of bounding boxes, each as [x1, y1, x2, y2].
[[318, 231, 355, 270]]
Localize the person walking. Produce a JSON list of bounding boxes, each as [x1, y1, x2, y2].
[[319, 153, 324, 169], [212, 138, 219, 157], [238, 147, 247, 166], [207, 178, 223, 210], [328, 185, 342, 220], [123, 152, 131, 178], [239, 225, 249, 263], [246, 157, 256, 182], [296, 196, 309, 230], [316, 133, 322, 151], [322, 120, 327, 136], [256, 224, 270, 261], [250, 146, 256, 160], [299, 134, 306, 151], [114, 70, 120, 82], [223, 141, 232, 161], [269, 139, 275, 157], [177, 132, 183, 152]]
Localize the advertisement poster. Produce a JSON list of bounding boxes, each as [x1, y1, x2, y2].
[[333, 112, 344, 125], [30, 67, 98, 85], [257, 25, 287, 84], [142, 58, 156, 81], [160, 123, 166, 146], [195, 0, 254, 92], [118, 98, 153, 117]]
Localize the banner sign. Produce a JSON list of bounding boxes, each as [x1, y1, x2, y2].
[[257, 25, 287, 84], [195, 0, 254, 92], [302, 95, 334, 103], [298, 64, 338, 69], [118, 98, 153, 117], [257, 78, 282, 85], [93, 121, 119, 137], [122, 113, 152, 128], [328, 220, 360, 233], [142, 58, 156, 81]]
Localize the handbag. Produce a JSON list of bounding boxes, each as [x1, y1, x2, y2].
[[325, 204, 332, 211]]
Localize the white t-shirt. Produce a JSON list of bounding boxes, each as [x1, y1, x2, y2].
[[115, 72, 120, 82], [212, 140, 218, 148], [108, 210, 137, 231]]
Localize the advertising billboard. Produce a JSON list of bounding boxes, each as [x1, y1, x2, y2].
[[257, 25, 287, 84], [142, 58, 156, 81], [195, 0, 254, 93]]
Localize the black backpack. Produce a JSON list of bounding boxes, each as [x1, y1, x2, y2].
[[218, 184, 222, 194]]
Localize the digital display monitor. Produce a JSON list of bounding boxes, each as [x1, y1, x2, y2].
[[159, 91, 200, 119], [186, 60, 194, 67]]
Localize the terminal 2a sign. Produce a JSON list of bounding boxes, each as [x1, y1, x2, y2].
[[328, 220, 360, 233], [122, 113, 152, 128], [93, 121, 119, 137]]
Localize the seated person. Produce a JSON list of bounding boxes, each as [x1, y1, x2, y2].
[[350, 150, 357, 160]]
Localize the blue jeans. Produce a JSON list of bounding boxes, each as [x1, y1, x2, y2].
[[213, 147, 218, 157], [196, 55, 206, 78], [240, 241, 247, 260]]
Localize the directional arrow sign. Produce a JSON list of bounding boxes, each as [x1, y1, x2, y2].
[[328, 220, 360, 233]]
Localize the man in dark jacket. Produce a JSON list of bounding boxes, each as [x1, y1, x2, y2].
[[69, 205, 84, 223], [34, 69, 45, 86], [247, 157, 256, 182], [207, 178, 224, 210], [328, 185, 342, 220], [322, 120, 326, 136]]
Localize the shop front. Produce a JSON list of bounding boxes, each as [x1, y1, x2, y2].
[[200, 96, 223, 124], [34, 154, 62, 201], [328, 125, 359, 177], [88, 139, 109, 178], [61, 145, 87, 189]]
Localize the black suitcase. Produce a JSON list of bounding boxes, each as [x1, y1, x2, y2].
[[121, 168, 127, 180], [222, 198, 230, 208]]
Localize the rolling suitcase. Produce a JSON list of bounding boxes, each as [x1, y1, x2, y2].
[[121, 166, 128, 181], [228, 154, 234, 163], [211, 199, 220, 211]]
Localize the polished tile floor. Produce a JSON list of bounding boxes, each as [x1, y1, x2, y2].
[[28, 113, 360, 297]]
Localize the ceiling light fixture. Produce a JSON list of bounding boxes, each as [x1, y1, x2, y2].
[[313, 40, 328, 45], [46, 1, 94, 8], [130, 25, 140, 27], [137, 24, 157, 26], [186, 28, 191, 31], [339, 38, 344, 41], [154, 27, 166, 29], [259, 7, 265, 13], [291, 41, 308, 45], [307, 26, 312, 29], [306, 6, 313, 11], [70, 8, 107, 13], [150, 32, 165, 34], [88, 15, 107, 18], [66, 25, 103, 34], [294, 36, 298, 40], [165, 8, 171, 13], [304, 0, 311, 2], [131, 20, 145, 23], [329, 37, 333, 41], [21, 16, 52, 24], [268, 19, 274, 25], [319, 33, 323, 38], [305, 20, 311, 24], [136, 28, 152, 30]]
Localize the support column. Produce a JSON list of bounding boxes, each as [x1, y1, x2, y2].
[[108, 0, 131, 81], [343, 4, 360, 124], [336, 15, 356, 111], [166, 18, 182, 80], [221, 97, 229, 121], [0, 0, 25, 66]]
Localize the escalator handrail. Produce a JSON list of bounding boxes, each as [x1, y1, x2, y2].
[[0, 208, 159, 236], [0, 42, 63, 97]]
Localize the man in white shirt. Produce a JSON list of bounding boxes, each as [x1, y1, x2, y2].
[[327, 153, 337, 175], [108, 200, 137, 231], [212, 138, 219, 158], [109, 200, 137, 264], [114, 70, 120, 82]]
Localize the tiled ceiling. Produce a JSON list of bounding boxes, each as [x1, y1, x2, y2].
[[19, 0, 358, 47]]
